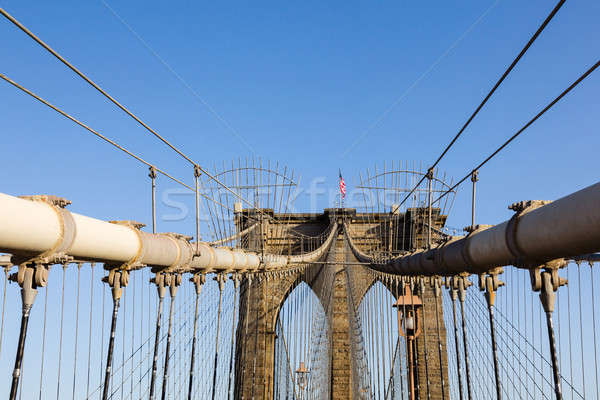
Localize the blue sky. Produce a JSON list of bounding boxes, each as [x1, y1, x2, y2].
[[1, 0, 599, 234]]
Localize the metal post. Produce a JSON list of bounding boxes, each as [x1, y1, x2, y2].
[[161, 273, 180, 400], [426, 168, 434, 249], [102, 269, 127, 400], [9, 264, 44, 400], [470, 170, 478, 230], [188, 273, 206, 400], [149, 166, 157, 234], [458, 277, 473, 400], [194, 165, 201, 254], [407, 335, 415, 400]]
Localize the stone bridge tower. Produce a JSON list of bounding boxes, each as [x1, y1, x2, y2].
[[233, 208, 449, 399]]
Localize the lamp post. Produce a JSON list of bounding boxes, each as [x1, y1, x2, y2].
[[296, 361, 309, 400], [394, 284, 423, 400]]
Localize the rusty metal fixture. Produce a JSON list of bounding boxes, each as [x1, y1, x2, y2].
[[393, 284, 423, 400]]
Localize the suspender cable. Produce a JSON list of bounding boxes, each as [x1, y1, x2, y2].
[[102, 271, 125, 400], [85, 264, 95, 399], [395, 0, 566, 209], [484, 275, 502, 400], [227, 276, 240, 400], [419, 280, 432, 400], [71, 263, 82, 400], [450, 285, 464, 400], [434, 59, 600, 205], [149, 273, 166, 400], [38, 273, 49, 400], [211, 275, 225, 400], [0, 267, 7, 360], [161, 274, 179, 400], [458, 279, 473, 400], [433, 279, 447, 400], [9, 265, 42, 400], [56, 264, 67, 400], [539, 270, 563, 400], [590, 262, 600, 400], [188, 274, 205, 400]]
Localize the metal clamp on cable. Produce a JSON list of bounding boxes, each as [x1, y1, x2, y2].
[[15, 195, 76, 266], [461, 224, 492, 272], [108, 220, 146, 271], [505, 200, 552, 267]]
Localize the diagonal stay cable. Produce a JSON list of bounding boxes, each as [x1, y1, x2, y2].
[[396, 0, 566, 209], [433, 58, 600, 204], [0, 71, 233, 211], [0, 6, 259, 214]]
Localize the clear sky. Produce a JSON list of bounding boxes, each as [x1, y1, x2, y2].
[[1, 0, 599, 234]]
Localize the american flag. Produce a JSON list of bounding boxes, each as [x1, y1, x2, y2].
[[339, 170, 346, 199]]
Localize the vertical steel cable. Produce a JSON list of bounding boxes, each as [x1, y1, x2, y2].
[[577, 264, 586, 397], [140, 268, 146, 399], [451, 288, 464, 400], [56, 264, 67, 400], [227, 279, 239, 399], [38, 275, 49, 400], [72, 263, 82, 400], [100, 271, 106, 391], [487, 295, 502, 400], [211, 276, 224, 400], [433, 282, 447, 400], [250, 277, 260, 400], [419, 281, 432, 400], [567, 267, 573, 399], [121, 283, 127, 399], [102, 281, 122, 400], [0, 267, 8, 360], [9, 267, 36, 400], [590, 262, 600, 399], [149, 275, 165, 400], [187, 275, 203, 400], [240, 276, 253, 399], [385, 278, 394, 395], [130, 271, 137, 398], [458, 282, 472, 400], [161, 283, 176, 400], [86, 264, 95, 399], [378, 281, 386, 398], [544, 301, 562, 400]]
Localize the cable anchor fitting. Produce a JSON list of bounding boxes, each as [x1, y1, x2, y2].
[[479, 268, 504, 307], [530, 259, 567, 313]]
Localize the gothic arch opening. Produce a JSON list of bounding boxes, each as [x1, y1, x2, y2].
[[273, 280, 330, 400]]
